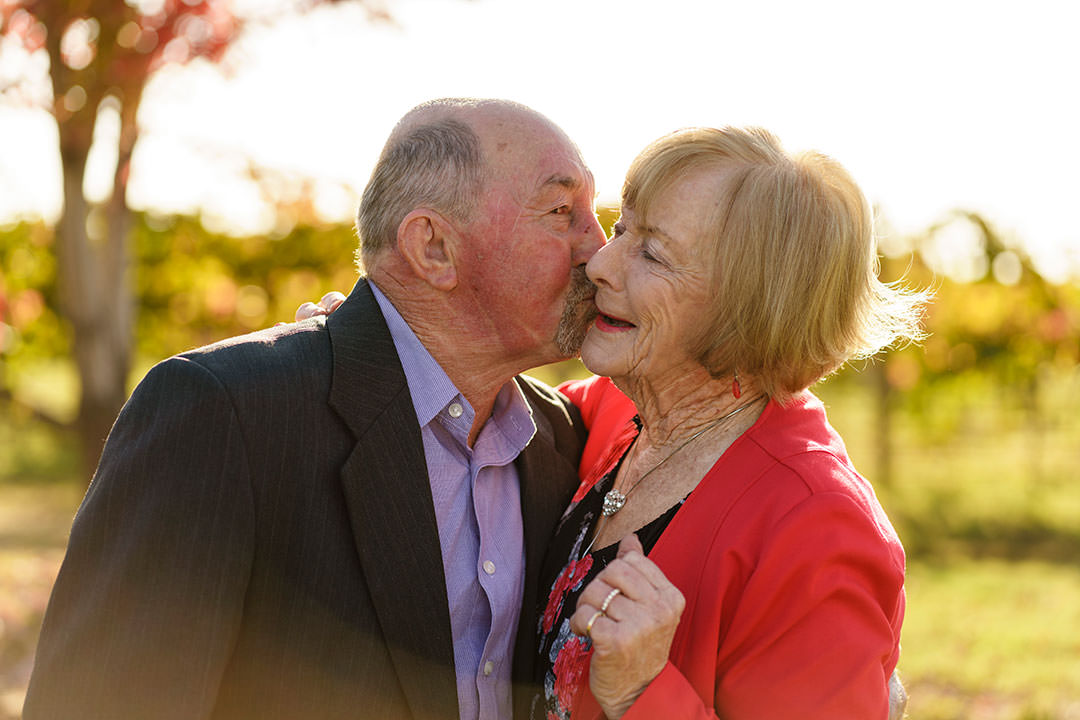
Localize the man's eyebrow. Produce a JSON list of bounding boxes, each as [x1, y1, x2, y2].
[[539, 174, 580, 191]]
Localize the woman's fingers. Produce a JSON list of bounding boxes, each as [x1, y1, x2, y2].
[[620, 550, 683, 604], [574, 539, 685, 718], [295, 291, 347, 322], [616, 533, 644, 559], [295, 302, 325, 321], [575, 565, 649, 618], [596, 556, 662, 602], [319, 291, 347, 312], [570, 581, 609, 635], [570, 536, 684, 639]]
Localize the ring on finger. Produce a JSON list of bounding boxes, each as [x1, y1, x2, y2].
[[584, 609, 605, 638], [599, 587, 621, 614]]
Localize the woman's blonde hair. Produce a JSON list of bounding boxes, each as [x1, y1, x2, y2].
[[623, 126, 928, 402]]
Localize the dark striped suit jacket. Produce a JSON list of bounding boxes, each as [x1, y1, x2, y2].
[[25, 280, 585, 720]]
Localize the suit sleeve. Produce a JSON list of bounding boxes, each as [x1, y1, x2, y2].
[[24, 356, 256, 720], [622, 492, 904, 720]]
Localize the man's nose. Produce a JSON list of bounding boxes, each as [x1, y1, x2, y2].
[[573, 212, 607, 265]]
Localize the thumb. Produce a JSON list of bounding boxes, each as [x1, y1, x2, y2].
[[616, 533, 644, 559]]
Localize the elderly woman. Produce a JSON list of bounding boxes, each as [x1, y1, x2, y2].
[[530, 126, 923, 720]]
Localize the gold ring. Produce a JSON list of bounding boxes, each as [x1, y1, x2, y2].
[[600, 587, 621, 614], [584, 609, 605, 638]]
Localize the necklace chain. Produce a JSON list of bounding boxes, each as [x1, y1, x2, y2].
[[578, 396, 764, 559], [600, 398, 760, 518]]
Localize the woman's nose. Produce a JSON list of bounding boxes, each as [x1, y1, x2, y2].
[[585, 235, 618, 289]]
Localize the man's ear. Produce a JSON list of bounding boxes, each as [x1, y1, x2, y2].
[[396, 209, 459, 291]]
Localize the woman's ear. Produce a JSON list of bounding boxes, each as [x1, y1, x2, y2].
[[395, 209, 459, 292]]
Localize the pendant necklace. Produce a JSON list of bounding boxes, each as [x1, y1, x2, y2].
[[601, 398, 760, 518]]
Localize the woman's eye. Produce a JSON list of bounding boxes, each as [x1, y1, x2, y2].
[[640, 242, 661, 263], [610, 222, 625, 240]]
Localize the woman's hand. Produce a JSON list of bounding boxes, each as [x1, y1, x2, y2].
[[295, 291, 346, 322], [570, 534, 685, 719]]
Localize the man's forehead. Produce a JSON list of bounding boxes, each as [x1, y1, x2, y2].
[[473, 111, 593, 197], [487, 144, 593, 202], [535, 168, 595, 195]]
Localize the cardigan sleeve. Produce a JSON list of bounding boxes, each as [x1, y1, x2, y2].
[[24, 357, 256, 720], [619, 662, 718, 720], [622, 490, 904, 720]]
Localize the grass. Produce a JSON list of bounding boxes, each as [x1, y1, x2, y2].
[[903, 559, 1080, 719], [0, 484, 80, 720]]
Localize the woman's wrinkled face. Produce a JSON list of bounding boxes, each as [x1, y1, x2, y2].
[[580, 166, 731, 390]]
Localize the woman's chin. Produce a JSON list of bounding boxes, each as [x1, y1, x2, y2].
[[579, 330, 617, 377]]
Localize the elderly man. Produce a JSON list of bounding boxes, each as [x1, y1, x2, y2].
[[25, 99, 606, 720]]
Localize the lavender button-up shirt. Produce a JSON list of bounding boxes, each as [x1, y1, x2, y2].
[[372, 285, 534, 720]]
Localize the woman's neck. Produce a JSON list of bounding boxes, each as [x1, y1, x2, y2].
[[614, 364, 760, 450], [589, 365, 768, 549]]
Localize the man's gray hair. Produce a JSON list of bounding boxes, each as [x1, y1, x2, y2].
[[356, 99, 487, 273]]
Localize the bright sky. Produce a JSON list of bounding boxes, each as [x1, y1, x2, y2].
[[2, 0, 1079, 280]]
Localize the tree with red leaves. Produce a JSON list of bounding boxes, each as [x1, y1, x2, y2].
[[0, 0, 370, 477]]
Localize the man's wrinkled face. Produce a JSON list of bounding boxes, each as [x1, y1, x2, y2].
[[455, 112, 606, 368]]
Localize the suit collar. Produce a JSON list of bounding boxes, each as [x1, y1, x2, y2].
[[327, 279, 408, 439]]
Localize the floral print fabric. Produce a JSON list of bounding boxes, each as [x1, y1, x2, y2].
[[531, 451, 682, 720]]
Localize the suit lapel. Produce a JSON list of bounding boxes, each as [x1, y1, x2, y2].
[[515, 411, 569, 617], [327, 280, 458, 720]]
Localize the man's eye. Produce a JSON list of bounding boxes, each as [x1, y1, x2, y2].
[[551, 205, 570, 215]]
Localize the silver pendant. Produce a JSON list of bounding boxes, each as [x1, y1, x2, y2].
[[602, 489, 626, 516]]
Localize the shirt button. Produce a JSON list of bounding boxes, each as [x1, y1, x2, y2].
[[483, 560, 496, 575], [448, 402, 464, 418], [483, 661, 494, 676]]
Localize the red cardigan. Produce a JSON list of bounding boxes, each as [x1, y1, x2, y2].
[[558, 376, 905, 720]]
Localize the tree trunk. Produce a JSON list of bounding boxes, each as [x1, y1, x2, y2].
[[56, 144, 133, 481]]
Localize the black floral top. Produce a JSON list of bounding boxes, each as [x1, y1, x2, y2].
[[530, 441, 683, 720]]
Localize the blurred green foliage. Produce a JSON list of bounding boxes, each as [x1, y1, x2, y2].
[[131, 214, 362, 358], [1, 213, 360, 411], [877, 249, 1080, 441], [0, 222, 66, 370], [1, 213, 362, 482]]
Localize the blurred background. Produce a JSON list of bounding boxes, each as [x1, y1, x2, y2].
[[1, 0, 1078, 718]]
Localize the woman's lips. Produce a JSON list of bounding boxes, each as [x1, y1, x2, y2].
[[594, 313, 636, 332]]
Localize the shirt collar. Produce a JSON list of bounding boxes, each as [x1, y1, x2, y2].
[[369, 282, 535, 452]]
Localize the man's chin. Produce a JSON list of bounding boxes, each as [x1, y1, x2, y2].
[[553, 305, 597, 358], [553, 268, 598, 357]]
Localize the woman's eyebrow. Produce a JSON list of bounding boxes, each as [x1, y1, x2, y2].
[[638, 221, 675, 244]]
